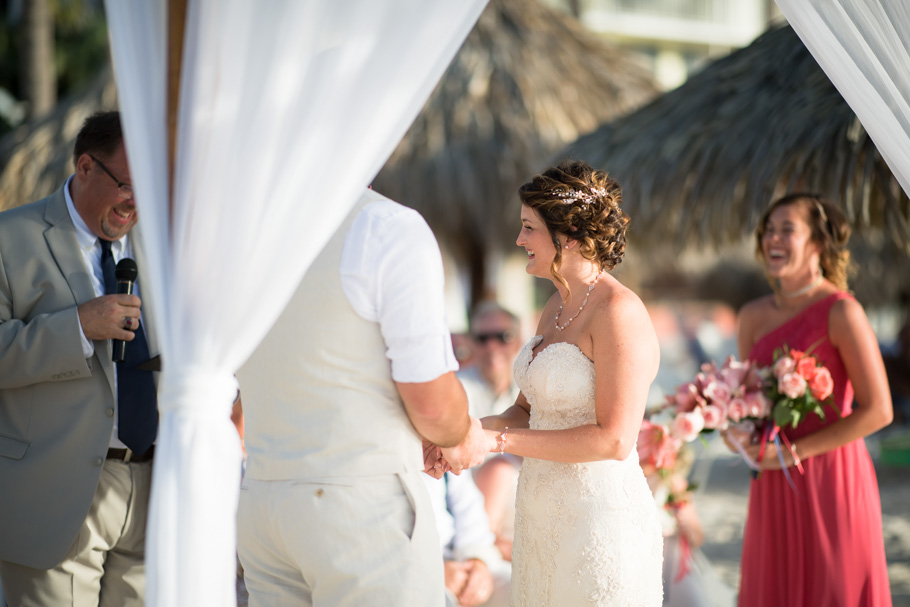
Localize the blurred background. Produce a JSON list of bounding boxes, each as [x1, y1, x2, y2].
[[1, 0, 908, 600]]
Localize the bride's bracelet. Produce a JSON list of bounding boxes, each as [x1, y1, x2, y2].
[[498, 427, 509, 455]]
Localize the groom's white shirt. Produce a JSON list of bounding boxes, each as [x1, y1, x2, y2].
[[238, 188, 458, 480], [339, 194, 458, 382], [237, 188, 453, 605]]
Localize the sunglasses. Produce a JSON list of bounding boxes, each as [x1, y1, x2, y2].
[[473, 330, 515, 345]]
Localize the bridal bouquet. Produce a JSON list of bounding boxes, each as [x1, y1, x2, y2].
[[655, 347, 837, 474], [659, 355, 770, 442], [638, 422, 697, 580], [765, 344, 835, 429]]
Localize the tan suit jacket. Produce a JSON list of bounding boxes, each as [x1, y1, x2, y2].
[[0, 186, 160, 569]]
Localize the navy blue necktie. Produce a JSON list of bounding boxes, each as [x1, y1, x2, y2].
[[100, 239, 158, 456]]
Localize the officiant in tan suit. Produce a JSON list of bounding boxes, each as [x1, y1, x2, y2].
[[237, 187, 489, 607], [0, 111, 160, 607]]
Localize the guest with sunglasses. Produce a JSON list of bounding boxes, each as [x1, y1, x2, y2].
[[457, 301, 523, 563]]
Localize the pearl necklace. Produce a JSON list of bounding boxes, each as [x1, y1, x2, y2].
[[554, 272, 604, 332], [779, 275, 823, 298]]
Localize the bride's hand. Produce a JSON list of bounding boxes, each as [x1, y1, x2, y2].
[[440, 417, 493, 475]]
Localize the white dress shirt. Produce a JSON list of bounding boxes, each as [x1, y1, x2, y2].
[[340, 194, 458, 383]]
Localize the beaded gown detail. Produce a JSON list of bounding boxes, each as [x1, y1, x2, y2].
[[740, 292, 891, 606], [510, 336, 663, 606]]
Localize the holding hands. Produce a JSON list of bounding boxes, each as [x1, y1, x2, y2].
[[424, 417, 495, 477]]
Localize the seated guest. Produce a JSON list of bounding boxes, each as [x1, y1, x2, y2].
[[458, 301, 523, 561], [424, 471, 511, 607]]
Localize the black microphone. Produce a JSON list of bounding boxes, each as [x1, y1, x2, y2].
[[113, 258, 139, 363]]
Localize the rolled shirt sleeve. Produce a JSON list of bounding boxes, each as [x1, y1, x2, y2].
[[340, 195, 458, 383]]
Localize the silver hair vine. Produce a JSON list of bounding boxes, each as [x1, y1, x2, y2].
[[553, 186, 606, 206]]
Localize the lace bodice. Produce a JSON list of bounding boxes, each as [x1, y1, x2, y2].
[[509, 336, 663, 606], [514, 335, 597, 431]]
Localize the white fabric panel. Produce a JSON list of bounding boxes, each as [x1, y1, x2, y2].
[[103, 1, 488, 605], [775, 0, 910, 205], [103, 0, 172, 340]]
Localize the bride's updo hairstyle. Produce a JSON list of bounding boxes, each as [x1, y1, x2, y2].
[[518, 160, 629, 292], [755, 193, 853, 290]]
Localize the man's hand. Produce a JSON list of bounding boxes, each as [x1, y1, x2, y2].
[[78, 294, 142, 341], [423, 439, 450, 479], [457, 559, 494, 607], [440, 417, 493, 475]]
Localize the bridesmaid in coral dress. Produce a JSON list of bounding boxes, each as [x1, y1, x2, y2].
[[728, 193, 894, 607]]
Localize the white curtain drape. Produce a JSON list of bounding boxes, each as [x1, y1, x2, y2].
[[103, 1, 487, 605], [775, 0, 910, 208]]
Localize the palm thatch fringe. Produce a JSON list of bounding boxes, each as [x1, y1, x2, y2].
[[0, 67, 117, 209], [563, 25, 910, 252], [373, 0, 659, 302]]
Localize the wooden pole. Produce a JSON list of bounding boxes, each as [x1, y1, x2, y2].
[[167, 0, 188, 231]]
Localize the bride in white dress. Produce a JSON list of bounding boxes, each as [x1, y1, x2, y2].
[[479, 161, 663, 606]]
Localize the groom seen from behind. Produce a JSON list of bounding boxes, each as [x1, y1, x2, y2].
[[236, 187, 488, 607]]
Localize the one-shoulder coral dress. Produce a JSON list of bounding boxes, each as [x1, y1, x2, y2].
[[739, 292, 891, 606]]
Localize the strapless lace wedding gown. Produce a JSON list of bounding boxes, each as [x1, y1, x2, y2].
[[510, 336, 663, 606]]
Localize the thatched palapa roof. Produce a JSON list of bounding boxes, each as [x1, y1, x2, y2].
[[563, 25, 910, 252], [0, 68, 117, 209], [373, 0, 659, 300]]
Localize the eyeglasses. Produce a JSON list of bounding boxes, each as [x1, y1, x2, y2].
[[90, 155, 133, 200], [473, 330, 515, 345]]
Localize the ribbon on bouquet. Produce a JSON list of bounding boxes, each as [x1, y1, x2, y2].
[[755, 424, 804, 493], [675, 534, 692, 582], [728, 433, 761, 473]]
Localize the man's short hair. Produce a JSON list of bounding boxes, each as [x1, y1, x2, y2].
[[73, 111, 123, 168]]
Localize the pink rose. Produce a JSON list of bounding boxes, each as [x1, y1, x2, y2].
[[773, 356, 796, 379], [703, 380, 732, 406], [744, 391, 772, 419], [637, 420, 680, 470], [726, 397, 748, 422], [808, 366, 834, 401], [701, 403, 726, 430], [796, 356, 818, 381], [743, 366, 765, 392], [674, 383, 700, 413], [778, 371, 808, 400], [668, 472, 689, 496], [670, 410, 705, 443], [720, 357, 749, 387]]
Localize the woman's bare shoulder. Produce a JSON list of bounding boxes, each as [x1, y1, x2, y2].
[[590, 278, 652, 334]]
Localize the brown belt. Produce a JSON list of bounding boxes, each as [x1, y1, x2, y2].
[[106, 445, 155, 463]]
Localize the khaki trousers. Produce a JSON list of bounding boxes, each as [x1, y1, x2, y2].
[[238, 471, 444, 607], [0, 458, 152, 607]]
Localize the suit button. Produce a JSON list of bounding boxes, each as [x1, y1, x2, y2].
[[93, 457, 104, 466], [106, 408, 115, 417], [314, 488, 324, 498]]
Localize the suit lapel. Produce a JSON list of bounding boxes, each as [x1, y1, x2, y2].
[[42, 187, 116, 390], [43, 188, 96, 307]]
